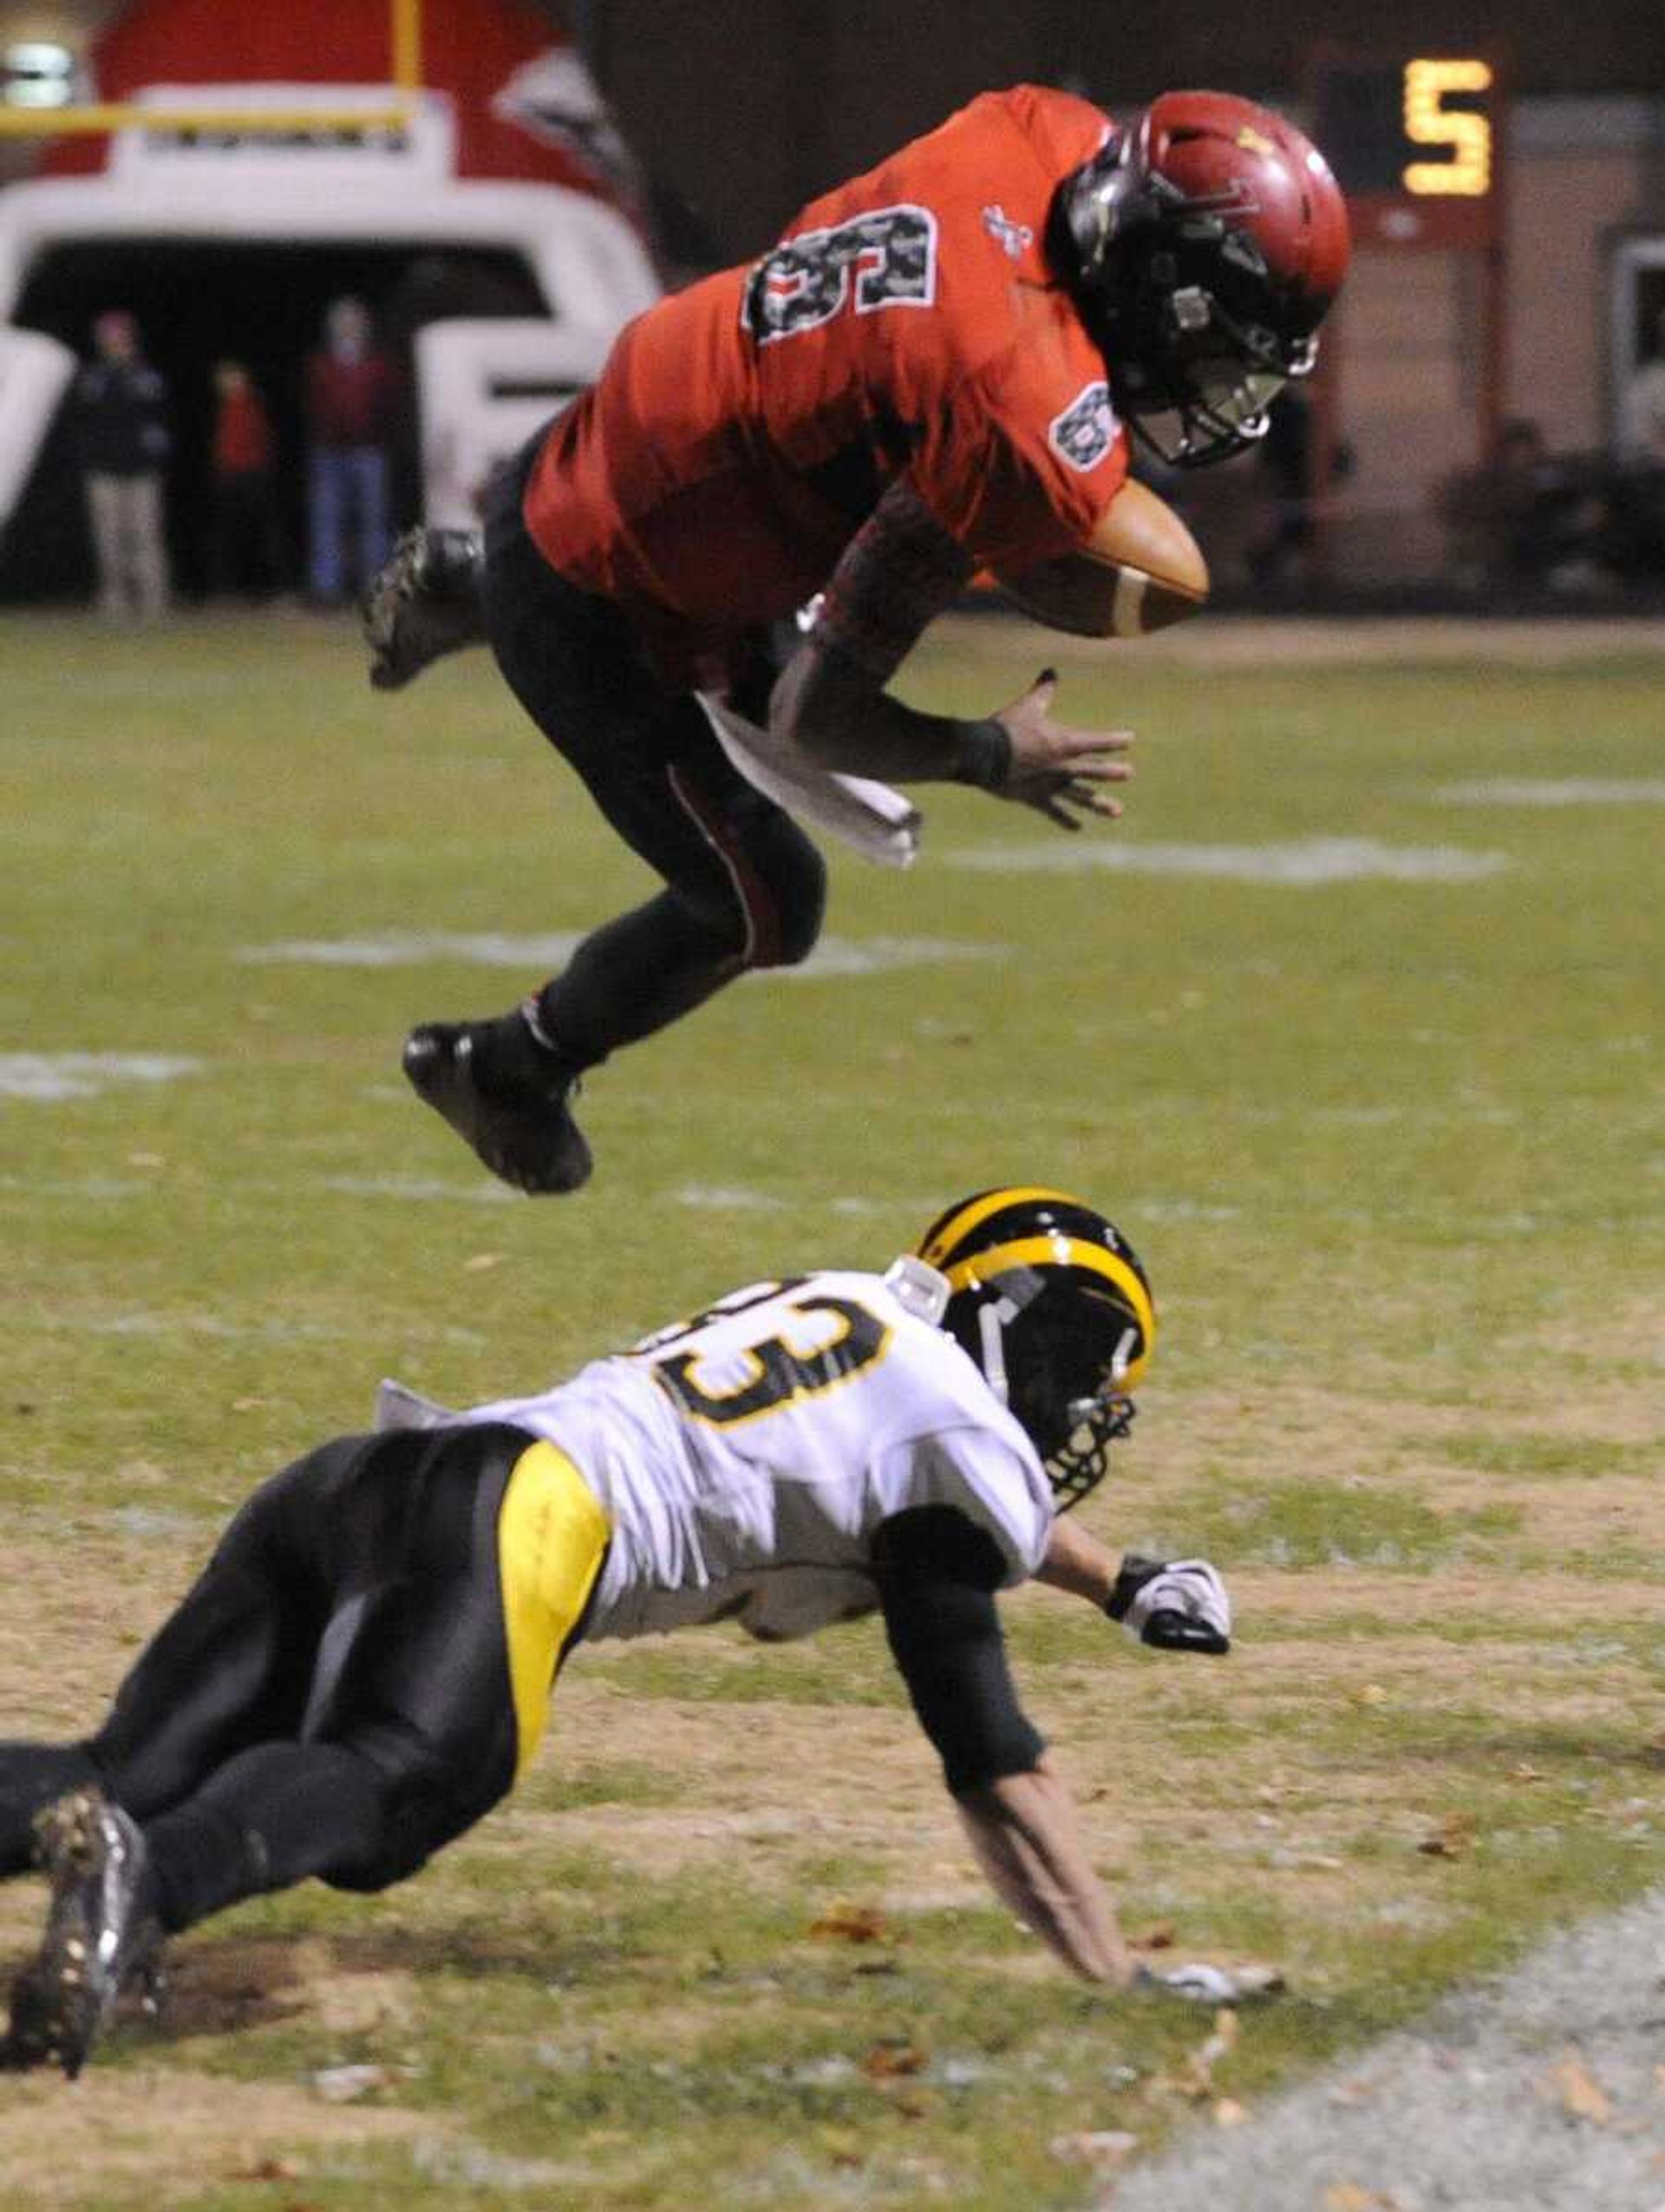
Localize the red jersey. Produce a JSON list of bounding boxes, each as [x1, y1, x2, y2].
[[525, 85, 1128, 680], [212, 387, 272, 479], [305, 351, 397, 450]]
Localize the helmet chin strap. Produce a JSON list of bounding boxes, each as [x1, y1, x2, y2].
[[976, 1295, 1021, 1406], [882, 1258, 1027, 1425]]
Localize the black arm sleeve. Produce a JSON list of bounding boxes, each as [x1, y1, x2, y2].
[[814, 479, 977, 684], [871, 1506, 1046, 1799]]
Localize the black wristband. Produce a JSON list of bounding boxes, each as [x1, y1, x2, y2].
[[1106, 1553, 1165, 1623], [953, 717, 1012, 791]]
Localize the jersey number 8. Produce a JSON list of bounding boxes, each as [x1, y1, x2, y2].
[[743, 204, 938, 345]]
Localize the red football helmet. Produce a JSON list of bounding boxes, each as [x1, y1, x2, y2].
[[1058, 90, 1351, 467]]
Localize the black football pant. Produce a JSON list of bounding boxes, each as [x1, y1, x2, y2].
[[0, 1425, 533, 1933], [479, 441, 827, 1070]]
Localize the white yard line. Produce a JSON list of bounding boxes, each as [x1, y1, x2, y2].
[[949, 838, 1510, 884], [237, 932, 1008, 977], [935, 611, 1665, 669], [0, 1053, 200, 1101], [1435, 778, 1665, 806]]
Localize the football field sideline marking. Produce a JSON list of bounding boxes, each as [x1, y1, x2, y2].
[[1111, 1889, 1665, 2212]]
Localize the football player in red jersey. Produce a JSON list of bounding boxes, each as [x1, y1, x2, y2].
[[367, 88, 1348, 1195]]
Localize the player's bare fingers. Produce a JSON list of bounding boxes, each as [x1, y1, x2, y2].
[[1052, 725, 1136, 757], [1058, 773, 1109, 808], [1073, 786, 1123, 819], [1060, 757, 1134, 782]]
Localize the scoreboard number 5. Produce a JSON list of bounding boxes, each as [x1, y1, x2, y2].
[[1401, 58, 1493, 198]]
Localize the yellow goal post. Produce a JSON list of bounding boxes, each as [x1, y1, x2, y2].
[[0, 0, 423, 136]]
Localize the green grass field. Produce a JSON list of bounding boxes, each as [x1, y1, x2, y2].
[[2, 607, 1662, 2208]]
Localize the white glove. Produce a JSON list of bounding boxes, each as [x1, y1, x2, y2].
[[1139, 1960, 1284, 2003], [1107, 1556, 1231, 1654]]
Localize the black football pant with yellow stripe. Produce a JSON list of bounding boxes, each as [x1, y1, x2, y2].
[[0, 1425, 608, 1935]]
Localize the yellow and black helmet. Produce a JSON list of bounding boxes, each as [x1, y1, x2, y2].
[[915, 1185, 1156, 1510]]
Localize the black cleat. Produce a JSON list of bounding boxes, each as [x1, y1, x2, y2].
[[362, 526, 488, 692], [402, 1021, 593, 1196], [3, 1790, 161, 2078]]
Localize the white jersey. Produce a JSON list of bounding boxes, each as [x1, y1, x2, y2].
[[458, 1269, 1054, 1644]]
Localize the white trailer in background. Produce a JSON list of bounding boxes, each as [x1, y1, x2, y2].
[[0, 324, 75, 533], [0, 57, 656, 558]]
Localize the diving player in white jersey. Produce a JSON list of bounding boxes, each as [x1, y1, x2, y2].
[[0, 1187, 1237, 2077]]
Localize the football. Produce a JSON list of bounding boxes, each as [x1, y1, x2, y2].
[[994, 479, 1210, 639]]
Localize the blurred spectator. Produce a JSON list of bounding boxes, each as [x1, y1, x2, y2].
[[1440, 418, 1609, 591], [69, 310, 171, 619], [304, 297, 396, 607], [206, 361, 283, 599]]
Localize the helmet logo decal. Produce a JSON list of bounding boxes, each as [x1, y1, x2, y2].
[[982, 204, 1034, 260], [1236, 124, 1276, 155], [1171, 287, 1211, 332], [1169, 179, 1262, 221], [1048, 380, 1119, 471]]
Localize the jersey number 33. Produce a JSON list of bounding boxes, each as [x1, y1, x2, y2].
[[636, 1280, 892, 1427]]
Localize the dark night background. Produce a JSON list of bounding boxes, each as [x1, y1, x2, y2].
[[569, 0, 1665, 258]]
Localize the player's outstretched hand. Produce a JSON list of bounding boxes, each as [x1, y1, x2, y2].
[[994, 668, 1134, 832]]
